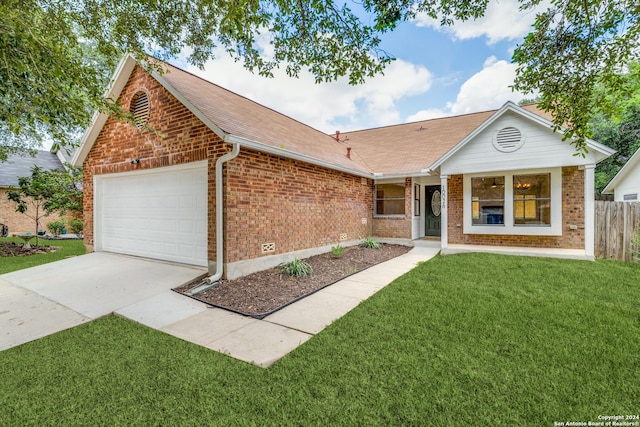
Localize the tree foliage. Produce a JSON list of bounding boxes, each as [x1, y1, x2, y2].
[[512, 0, 640, 153], [7, 165, 83, 243], [592, 104, 640, 193], [1, 0, 639, 155]]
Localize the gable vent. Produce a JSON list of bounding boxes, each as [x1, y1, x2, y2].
[[493, 127, 524, 152], [130, 91, 150, 129]]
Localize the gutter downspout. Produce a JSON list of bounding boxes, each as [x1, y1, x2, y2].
[[186, 141, 240, 295]]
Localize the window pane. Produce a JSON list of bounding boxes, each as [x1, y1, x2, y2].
[[471, 177, 504, 225], [513, 174, 550, 225], [375, 183, 405, 215]]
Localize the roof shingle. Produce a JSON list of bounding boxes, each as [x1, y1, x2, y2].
[[0, 150, 64, 187]]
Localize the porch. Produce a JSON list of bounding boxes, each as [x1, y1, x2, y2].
[[441, 243, 593, 261]]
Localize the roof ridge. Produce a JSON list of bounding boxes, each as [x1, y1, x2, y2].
[[338, 108, 499, 135]]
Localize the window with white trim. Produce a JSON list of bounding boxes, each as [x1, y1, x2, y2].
[[471, 176, 504, 225], [513, 174, 551, 226], [464, 168, 562, 236], [375, 183, 405, 215]]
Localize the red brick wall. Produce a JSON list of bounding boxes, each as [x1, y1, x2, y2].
[[372, 178, 412, 238], [82, 65, 374, 269], [0, 189, 65, 234], [225, 148, 373, 262], [447, 167, 584, 248], [82, 65, 227, 260]]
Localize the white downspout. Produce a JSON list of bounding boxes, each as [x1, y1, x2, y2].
[[187, 142, 239, 294], [208, 142, 240, 282]]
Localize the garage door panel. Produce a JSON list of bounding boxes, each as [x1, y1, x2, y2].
[[96, 164, 208, 266]]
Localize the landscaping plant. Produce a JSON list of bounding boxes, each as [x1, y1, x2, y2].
[[280, 257, 313, 277], [46, 220, 65, 237], [68, 219, 84, 236], [331, 245, 345, 258], [631, 221, 640, 261], [360, 236, 381, 249]]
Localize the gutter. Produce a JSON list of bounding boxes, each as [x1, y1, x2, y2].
[[186, 140, 240, 295]]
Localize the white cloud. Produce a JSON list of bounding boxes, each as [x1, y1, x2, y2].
[[447, 56, 527, 114], [405, 55, 533, 122], [406, 108, 451, 122], [186, 51, 433, 133], [413, 0, 545, 45]]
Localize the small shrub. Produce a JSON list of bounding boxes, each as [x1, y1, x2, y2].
[[331, 245, 345, 258], [280, 258, 313, 277], [47, 220, 66, 237], [631, 221, 640, 261], [361, 236, 381, 249], [68, 219, 84, 236]]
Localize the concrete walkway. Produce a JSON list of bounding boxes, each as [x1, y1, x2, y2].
[[120, 245, 440, 367], [1, 245, 439, 368]]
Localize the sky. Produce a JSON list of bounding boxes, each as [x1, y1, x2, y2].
[[172, 0, 546, 135]]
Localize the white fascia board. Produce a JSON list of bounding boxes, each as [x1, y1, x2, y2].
[[145, 69, 375, 178], [224, 134, 372, 178], [72, 54, 138, 166], [370, 172, 433, 180], [602, 146, 640, 194]]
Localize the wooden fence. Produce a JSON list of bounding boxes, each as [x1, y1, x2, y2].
[[595, 201, 640, 262]]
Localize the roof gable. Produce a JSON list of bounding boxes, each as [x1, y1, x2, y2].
[[73, 55, 371, 176], [602, 146, 640, 194], [431, 102, 615, 174]]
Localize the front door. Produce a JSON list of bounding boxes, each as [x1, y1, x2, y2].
[[425, 185, 442, 237]]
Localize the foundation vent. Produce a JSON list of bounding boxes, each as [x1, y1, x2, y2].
[[261, 242, 275, 254], [493, 127, 524, 152], [339, 233, 347, 241]]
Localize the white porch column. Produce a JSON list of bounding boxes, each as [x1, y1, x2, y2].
[[440, 175, 448, 249], [584, 164, 595, 258]]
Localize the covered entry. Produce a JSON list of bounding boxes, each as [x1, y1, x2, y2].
[[412, 178, 442, 240]]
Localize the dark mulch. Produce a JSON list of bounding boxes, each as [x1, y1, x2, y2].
[[0, 241, 60, 257], [175, 243, 411, 317]]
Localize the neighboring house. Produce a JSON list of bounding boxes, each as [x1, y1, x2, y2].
[[602, 146, 640, 201], [71, 55, 614, 278], [0, 149, 67, 234]]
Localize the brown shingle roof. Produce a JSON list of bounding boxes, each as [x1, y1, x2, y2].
[[338, 110, 496, 175], [159, 63, 372, 174]]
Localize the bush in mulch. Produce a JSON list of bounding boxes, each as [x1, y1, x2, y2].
[[0, 242, 60, 257]]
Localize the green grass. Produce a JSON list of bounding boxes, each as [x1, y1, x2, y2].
[[1, 253, 638, 425], [0, 237, 86, 274]]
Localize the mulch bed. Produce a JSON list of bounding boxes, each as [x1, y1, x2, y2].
[[0, 241, 60, 257], [175, 243, 411, 317]]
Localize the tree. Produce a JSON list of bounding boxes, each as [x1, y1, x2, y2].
[[7, 165, 83, 245], [592, 103, 640, 193], [2, 0, 639, 155], [512, 0, 640, 153]]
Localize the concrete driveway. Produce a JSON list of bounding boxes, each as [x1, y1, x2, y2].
[[0, 252, 206, 351]]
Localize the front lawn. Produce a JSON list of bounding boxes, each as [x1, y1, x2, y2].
[[0, 237, 86, 274], [1, 253, 638, 425]]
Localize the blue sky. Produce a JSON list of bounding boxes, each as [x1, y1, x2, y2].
[[178, 0, 546, 134]]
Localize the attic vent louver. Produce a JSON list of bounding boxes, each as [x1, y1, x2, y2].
[[493, 127, 524, 152], [130, 91, 150, 129]]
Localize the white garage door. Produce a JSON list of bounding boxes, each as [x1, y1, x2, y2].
[[95, 162, 208, 266]]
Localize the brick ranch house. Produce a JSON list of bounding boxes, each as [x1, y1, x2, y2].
[[71, 55, 614, 279]]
